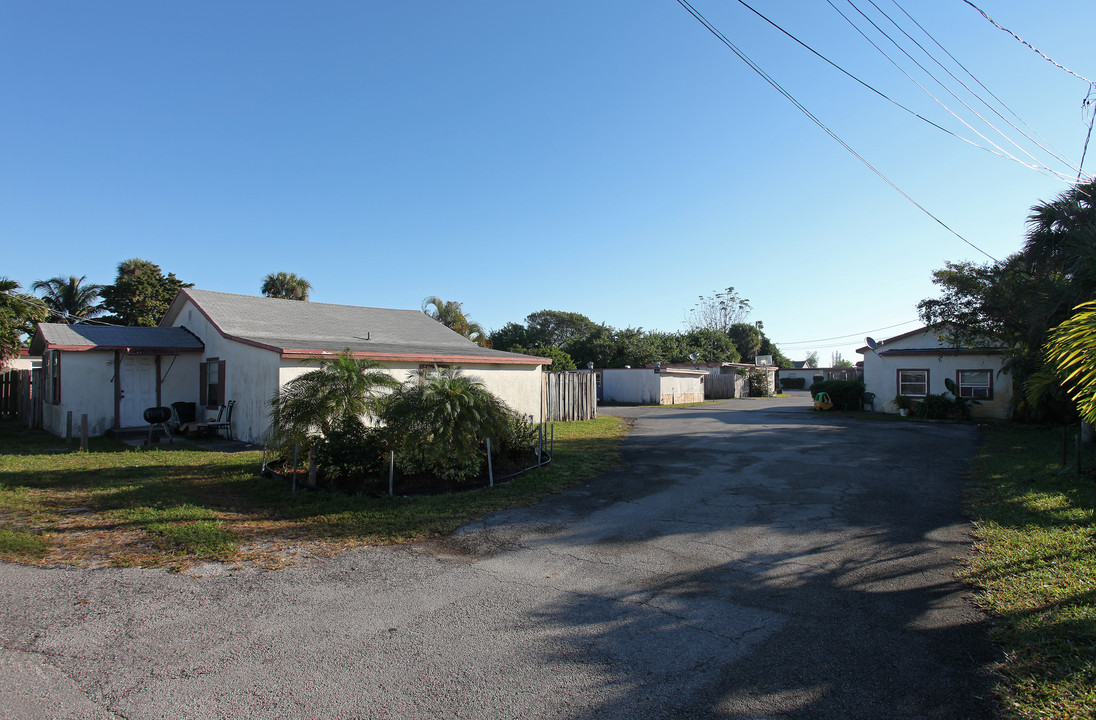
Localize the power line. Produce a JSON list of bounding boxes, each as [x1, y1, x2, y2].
[[962, 0, 1094, 85], [864, 0, 1084, 179], [887, 0, 1083, 178], [775, 319, 921, 347], [831, 0, 1076, 183], [673, 0, 998, 262]]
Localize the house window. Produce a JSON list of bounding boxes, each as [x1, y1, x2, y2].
[[957, 370, 993, 400], [898, 369, 928, 397], [200, 358, 226, 408]]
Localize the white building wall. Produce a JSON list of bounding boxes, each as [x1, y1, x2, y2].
[[600, 369, 661, 404], [658, 374, 704, 404], [42, 352, 115, 438]]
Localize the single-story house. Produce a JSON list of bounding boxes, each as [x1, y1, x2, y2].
[[856, 326, 1013, 419], [30, 289, 550, 443], [600, 367, 706, 405]]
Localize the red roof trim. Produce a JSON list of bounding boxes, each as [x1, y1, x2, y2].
[[280, 349, 550, 365]]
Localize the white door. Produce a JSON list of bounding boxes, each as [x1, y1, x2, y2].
[[119, 356, 158, 426]]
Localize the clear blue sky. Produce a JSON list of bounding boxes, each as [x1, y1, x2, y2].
[[4, 1, 1093, 364]]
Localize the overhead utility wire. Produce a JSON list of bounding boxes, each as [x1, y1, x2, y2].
[[0, 289, 115, 327], [867, 0, 1084, 179], [776, 319, 921, 346], [962, 0, 1094, 85], [673, 0, 998, 262], [831, 0, 1077, 183], [887, 0, 1081, 177], [731, 0, 984, 152]]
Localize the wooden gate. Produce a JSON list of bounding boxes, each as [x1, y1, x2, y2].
[[703, 373, 742, 400], [544, 371, 597, 422]]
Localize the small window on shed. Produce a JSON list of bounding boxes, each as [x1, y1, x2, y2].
[[898, 369, 928, 397]]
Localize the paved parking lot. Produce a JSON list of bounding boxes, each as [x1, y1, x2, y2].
[[0, 396, 998, 719]]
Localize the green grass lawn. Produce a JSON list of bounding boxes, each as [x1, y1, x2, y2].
[[0, 416, 630, 569], [964, 424, 1096, 719]]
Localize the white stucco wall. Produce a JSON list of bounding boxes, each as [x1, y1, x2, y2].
[[42, 351, 115, 438], [601, 369, 660, 404], [601, 369, 703, 405], [860, 330, 1013, 419]]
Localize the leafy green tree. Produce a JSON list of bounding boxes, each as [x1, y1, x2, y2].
[[31, 275, 104, 323], [380, 366, 515, 482], [422, 296, 490, 347], [727, 322, 762, 362], [261, 272, 312, 301], [524, 310, 599, 348], [100, 258, 191, 326], [0, 278, 47, 367], [681, 329, 741, 363], [489, 322, 528, 352], [268, 351, 399, 457], [685, 287, 751, 334], [509, 344, 576, 371]]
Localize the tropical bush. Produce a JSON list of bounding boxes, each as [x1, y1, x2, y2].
[[808, 379, 866, 410], [312, 417, 389, 493], [267, 351, 398, 460], [379, 366, 518, 483]]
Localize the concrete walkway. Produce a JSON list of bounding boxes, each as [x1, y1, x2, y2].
[[0, 395, 999, 719]]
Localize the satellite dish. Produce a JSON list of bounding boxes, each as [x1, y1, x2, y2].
[[586, 361, 594, 369], [866, 337, 878, 350], [689, 353, 699, 362]]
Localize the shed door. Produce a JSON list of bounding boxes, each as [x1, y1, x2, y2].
[[119, 356, 157, 426]]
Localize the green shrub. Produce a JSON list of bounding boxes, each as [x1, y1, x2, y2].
[[314, 418, 389, 493], [808, 379, 866, 410], [913, 392, 955, 419]]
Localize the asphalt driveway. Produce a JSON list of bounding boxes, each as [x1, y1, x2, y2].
[[0, 395, 998, 719]]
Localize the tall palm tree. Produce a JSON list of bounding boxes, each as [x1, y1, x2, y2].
[[261, 272, 312, 301], [1044, 300, 1096, 425], [31, 275, 104, 323], [267, 350, 398, 456], [421, 296, 490, 347]]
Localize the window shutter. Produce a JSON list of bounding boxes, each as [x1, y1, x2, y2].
[[216, 360, 226, 406], [200, 362, 208, 406]]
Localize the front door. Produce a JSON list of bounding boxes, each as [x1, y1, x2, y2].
[[119, 356, 157, 426]]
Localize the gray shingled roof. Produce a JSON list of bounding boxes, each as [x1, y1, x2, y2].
[[166, 289, 545, 364], [30, 324, 203, 355]]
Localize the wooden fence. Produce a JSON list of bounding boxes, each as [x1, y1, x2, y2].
[[544, 371, 597, 422], [703, 373, 743, 400], [0, 369, 39, 427]]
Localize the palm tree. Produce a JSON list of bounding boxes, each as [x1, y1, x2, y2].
[[261, 272, 312, 301], [31, 275, 104, 323], [1042, 300, 1096, 424], [380, 366, 514, 481], [268, 350, 398, 456], [0, 277, 47, 366], [421, 296, 490, 347]]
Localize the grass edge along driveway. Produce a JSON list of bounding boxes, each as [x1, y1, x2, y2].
[[964, 424, 1096, 720], [0, 416, 630, 570]]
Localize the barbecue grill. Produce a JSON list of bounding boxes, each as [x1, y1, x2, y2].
[[143, 406, 173, 445]]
